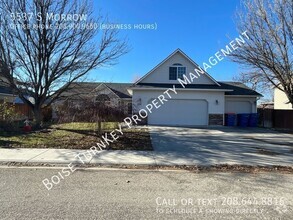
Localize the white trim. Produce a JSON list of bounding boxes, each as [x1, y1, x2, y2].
[[0, 93, 15, 97], [178, 49, 220, 86], [93, 83, 121, 99], [135, 48, 220, 86], [129, 87, 232, 92], [225, 95, 262, 97], [169, 65, 186, 80], [93, 83, 105, 91]]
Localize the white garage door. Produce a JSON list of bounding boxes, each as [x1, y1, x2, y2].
[[225, 101, 252, 114], [148, 99, 208, 126]]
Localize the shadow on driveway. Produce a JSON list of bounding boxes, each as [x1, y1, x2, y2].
[[149, 126, 293, 166]]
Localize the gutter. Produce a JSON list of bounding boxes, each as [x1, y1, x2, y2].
[[128, 87, 233, 92]]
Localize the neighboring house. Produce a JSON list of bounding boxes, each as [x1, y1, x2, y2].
[[0, 74, 20, 103], [258, 102, 274, 109], [0, 76, 33, 104], [56, 82, 133, 115], [0, 76, 16, 103], [0, 76, 33, 119], [128, 49, 262, 126], [0, 85, 16, 103], [274, 87, 293, 110]]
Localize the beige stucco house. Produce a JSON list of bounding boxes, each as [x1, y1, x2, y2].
[[274, 87, 293, 110], [129, 49, 262, 126], [54, 49, 262, 125]]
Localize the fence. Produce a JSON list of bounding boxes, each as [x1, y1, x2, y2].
[[258, 108, 293, 129], [15, 103, 34, 119], [2, 102, 34, 119]]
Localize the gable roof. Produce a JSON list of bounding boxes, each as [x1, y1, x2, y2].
[[58, 82, 98, 100], [0, 85, 14, 95], [103, 83, 132, 98], [60, 82, 133, 100], [135, 48, 220, 86], [131, 82, 262, 96], [219, 82, 262, 96]]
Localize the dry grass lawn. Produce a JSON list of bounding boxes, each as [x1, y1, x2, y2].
[[0, 122, 153, 151]]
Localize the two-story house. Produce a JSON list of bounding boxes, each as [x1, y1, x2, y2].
[[129, 49, 262, 126]]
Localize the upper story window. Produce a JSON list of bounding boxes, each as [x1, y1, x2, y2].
[[169, 63, 186, 80]]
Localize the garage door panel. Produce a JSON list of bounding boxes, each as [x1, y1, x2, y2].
[[148, 99, 208, 126], [225, 101, 252, 114]]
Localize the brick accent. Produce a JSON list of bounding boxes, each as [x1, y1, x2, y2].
[[209, 114, 223, 125]]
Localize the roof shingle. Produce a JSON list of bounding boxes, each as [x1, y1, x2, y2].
[[133, 82, 262, 96], [60, 82, 133, 99]]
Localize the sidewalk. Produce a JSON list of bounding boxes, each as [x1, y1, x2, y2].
[[0, 148, 157, 165], [0, 147, 292, 167]]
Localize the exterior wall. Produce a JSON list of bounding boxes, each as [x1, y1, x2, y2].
[[53, 84, 133, 119], [140, 52, 216, 85], [94, 85, 132, 115], [120, 99, 132, 115], [0, 76, 10, 85], [225, 96, 257, 114], [0, 94, 15, 103], [0, 77, 16, 103], [132, 89, 225, 125], [274, 88, 293, 110]]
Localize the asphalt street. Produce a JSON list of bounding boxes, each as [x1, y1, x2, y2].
[[0, 167, 292, 219]]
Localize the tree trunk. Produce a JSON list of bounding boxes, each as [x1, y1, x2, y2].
[[289, 95, 293, 109], [285, 93, 293, 109], [33, 106, 43, 129]]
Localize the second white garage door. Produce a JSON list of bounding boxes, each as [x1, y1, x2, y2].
[[225, 101, 252, 114], [148, 99, 208, 126]]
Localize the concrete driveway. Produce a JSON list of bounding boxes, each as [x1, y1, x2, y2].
[[149, 126, 293, 166]]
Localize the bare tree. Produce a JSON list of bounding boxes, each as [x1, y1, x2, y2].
[[232, 71, 273, 99], [0, 0, 128, 127], [230, 0, 293, 107]]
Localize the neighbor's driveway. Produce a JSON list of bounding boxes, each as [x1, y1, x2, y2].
[[149, 126, 293, 166]]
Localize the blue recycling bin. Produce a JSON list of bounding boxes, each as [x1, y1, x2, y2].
[[225, 113, 236, 126], [248, 113, 258, 127], [237, 114, 250, 127]]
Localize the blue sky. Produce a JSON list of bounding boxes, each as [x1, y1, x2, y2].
[[90, 0, 243, 83]]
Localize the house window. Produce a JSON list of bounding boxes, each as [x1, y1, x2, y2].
[[177, 67, 186, 79], [169, 67, 177, 80], [169, 63, 186, 80]]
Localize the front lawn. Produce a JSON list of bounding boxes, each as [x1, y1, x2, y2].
[[0, 122, 153, 151]]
